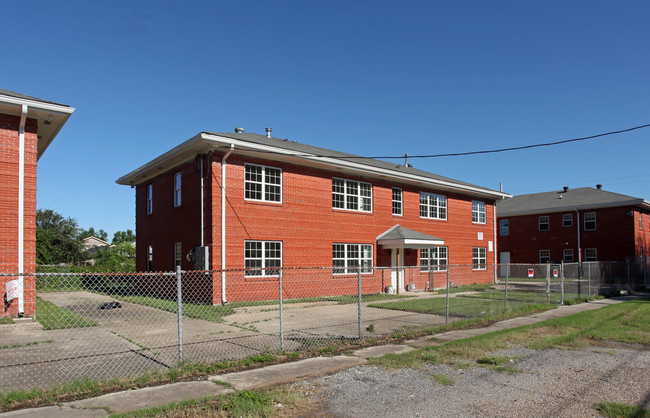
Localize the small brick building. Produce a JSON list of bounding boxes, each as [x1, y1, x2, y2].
[[496, 186, 650, 264], [118, 129, 509, 303], [1, 89, 74, 317]]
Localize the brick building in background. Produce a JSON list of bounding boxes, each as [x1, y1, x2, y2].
[[118, 128, 509, 303], [1, 89, 74, 318], [496, 186, 650, 265]]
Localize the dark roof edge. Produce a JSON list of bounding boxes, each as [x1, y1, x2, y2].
[[498, 199, 650, 217]]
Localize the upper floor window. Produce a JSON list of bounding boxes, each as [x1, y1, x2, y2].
[[585, 248, 597, 261], [245, 164, 282, 203], [420, 192, 447, 220], [420, 247, 448, 271], [539, 249, 550, 263], [146, 184, 153, 215], [245, 240, 282, 277], [584, 212, 596, 231], [562, 214, 573, 227], [640, 213, 643, 230], [539, 216, 549, 231], [472, 247, 486, 270], [332, 178, 372, 212], [173, 172, 182, 207], [392, 188, 403, 216], [333, 243, 373, 274], [174, 242, 182, 267], [499, 219, 509, 236], [563, 249, 574, 262], [472, 201, 486, 223]]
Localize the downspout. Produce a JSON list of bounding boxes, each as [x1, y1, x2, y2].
[[17, 104, 27, 315], [221, 145, 234, 304], [493, 202, 497, 283], [575, 209, 582, 276], [200, 155, 204, 246]]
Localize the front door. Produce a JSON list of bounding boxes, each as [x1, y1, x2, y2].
[[390, 248, 405, 291]]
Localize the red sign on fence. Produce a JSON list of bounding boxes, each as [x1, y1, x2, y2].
[[553, 269, 559, 278], [528, 269, 534, 278]]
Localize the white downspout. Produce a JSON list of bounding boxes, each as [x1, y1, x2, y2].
[[493, 202, 497, 283], [200, 155, 204, 247], [221, 145, 234, 304], [18, 104, 27, 315], [576, 209, 582, 268]]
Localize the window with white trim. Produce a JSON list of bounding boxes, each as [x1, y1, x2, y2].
[[146, 245, 153, 272], [562, 214, 573, 227], [539, 249, 550, 263], [333, 243, 373, 274], [146, 184, 153, 215], [584, 212, 596, 231], [174, 242, 182, 267], [332, 178, 372, 212], [472, 201, 486, 223], [420, 247, 448, 271], [563, 249, 574, 262], [539, 216, 549, 231], [173, 172, 182, 207], [420, 192, 447, 219], [392, 188, 402, 216], [245, 240, 282, 277], [472, 247, 486, 270], [499, 219, 509, 236], [585, 248, 597, 261], [245, 164, 282, 203]]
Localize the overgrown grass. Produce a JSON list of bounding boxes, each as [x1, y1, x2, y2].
[[0, 317, 13, 325], [596, 401, 650, 418], [35, 297, 97, 330]]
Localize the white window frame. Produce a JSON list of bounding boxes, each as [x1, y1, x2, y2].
[[472, 200, 486, 224], [539, 216, 549, 231], [499, 219, 509, 236], [584, 248, 597, 261], [332, 178, 372, 212], [146, 184, 153, 215], [174, 242, 182, 267], [539, 249, 550, 264], [146, 245, 153, 272], [244, 240, 282, 277], [562, 214, 573, 227], [563, 249, 574, 262], [173, 172, 182, 207], [472, 247, 486, 270], [333, 243, 373, 274], [420, 192, 447, 220], [245, 163, 282, 203], [420, 247, 448, 271], [392, 187, 403, 216], [584, 212, 596, 231]]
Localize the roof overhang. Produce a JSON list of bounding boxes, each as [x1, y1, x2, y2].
[[117, 132, 511, 200], [376, 224, 445, 249], [498, 199, 650, 217], [0, 93, 74, 160]]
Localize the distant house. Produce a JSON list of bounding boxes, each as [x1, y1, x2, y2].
[[117, 128, 508, 303], [82, 236, 113, 265], [496, 185, 650, 264], [0, 89, 74, 318]]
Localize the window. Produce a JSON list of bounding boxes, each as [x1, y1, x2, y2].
[[420, 192, 447, 220], [472, 201, 486, 223], [146, 184, 153, 215], [420, 247, 448, 271], [332, 178, 372, 212], [472, 247, 486, 270], [563, 249, 574, 262], [146, 245, 153, 272], [640, 213, 643, 230], [539, 250, 550, 263], [562, 214, 573, 227], [173, 172, 182, 207], [499, 219, 509, 236], [392, 188, 402, 216], [584, 212, 596, 231], [174, 242, 182, 267], [245, 241, 282, 277], [333, 243, 373, 274], [539, 216, 549, 231], [585, 248, 597, 261], [245, 164, 282, 203]]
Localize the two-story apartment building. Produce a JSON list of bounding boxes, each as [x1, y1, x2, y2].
[[117, 128, 509, 303], [496, 185, 650, 265], [1, 89, 74, 318]]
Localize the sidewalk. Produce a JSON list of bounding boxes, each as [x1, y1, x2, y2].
[[2, 295, 643, 417]]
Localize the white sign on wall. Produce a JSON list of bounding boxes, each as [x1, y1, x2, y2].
[[488, 241, 493, 252], [6, 279, 19, 301], [477, 232, 483, 240]]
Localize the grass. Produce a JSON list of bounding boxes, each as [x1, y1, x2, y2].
[[430, 373, 455, 386], [596, 401, 650, 418], [35, 297, 97, 330], [0, 317, 13, 325], [1, 340, 53, 350]]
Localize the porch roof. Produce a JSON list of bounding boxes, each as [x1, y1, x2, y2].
[[376, 225, 445, 249]]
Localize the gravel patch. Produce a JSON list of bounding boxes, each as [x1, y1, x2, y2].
[[297, 345, 650, 417]]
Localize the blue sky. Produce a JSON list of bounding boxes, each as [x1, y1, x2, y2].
[[3, 1, 650, 239]]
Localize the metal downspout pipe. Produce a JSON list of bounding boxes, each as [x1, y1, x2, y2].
[[17, 104, 27, 315], [221, 145, 234, 304], [493, 202, 497, 283], [576, 209, 582, 277]]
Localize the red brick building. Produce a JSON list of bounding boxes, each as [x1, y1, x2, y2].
[[117, 128, 508, 302], [496, 186, 650, 264], [1, 89, 74, 317]]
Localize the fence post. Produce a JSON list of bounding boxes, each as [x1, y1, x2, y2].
[[546, 264, 550, 304], [357, 268, 363, 339], [504, 263, 509, 312], [445, 266, 450, 324], [587, 262, 591, 296], [560, 261, 565, 305], [279, 268, 284, 352], [176, 266, 183, 364]]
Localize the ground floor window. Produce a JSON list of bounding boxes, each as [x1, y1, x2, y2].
[[245, 240, 282, 277], [563, 249, 574, 262], [333, 243, 373, 274], [420, 247, 448, 271], [584, 248, 597, 261], [174, 242, 182, 267], [472, 247, 486, 270], [539, 249, 550, 263]]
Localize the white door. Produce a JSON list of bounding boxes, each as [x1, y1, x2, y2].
[[390, 248, 405, 290], [499, 252, 510, 277]]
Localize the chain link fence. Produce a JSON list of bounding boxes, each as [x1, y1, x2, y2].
[[1, 261, 647, 390]]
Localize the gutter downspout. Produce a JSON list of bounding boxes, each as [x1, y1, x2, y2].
[[493, 202, 497, 283], [200, 155, 204, 247], [221, 145, 234, 304], [18, 104, 27, 315], [575, 209, 582, 277]]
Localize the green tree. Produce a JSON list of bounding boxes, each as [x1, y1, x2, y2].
[[92, 242, 136, 272], [79, 227, 108, 242], [36, 209, 84, 265], [112, 229, 136, 244]]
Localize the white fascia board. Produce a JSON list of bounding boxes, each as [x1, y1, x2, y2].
[[498, 199, 650, 217], [379, 238, 445, 249], [0, 95, 74, 115]]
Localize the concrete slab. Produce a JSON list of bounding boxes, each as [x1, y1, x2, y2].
[[354, 344, 414, 359]]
